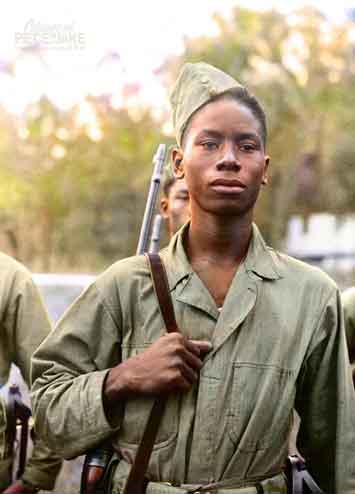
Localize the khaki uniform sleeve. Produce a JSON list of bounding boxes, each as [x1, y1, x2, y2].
[[2, 263, 51, 386], [295, 288, 355, 494], [31, 281, 123, 459]]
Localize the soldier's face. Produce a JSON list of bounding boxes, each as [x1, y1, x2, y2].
[[160, 179, 190, 237], [173, 98, 269, 220]]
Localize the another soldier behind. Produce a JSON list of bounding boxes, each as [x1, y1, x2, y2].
[[160, 174, 190, 238], [0, 253, 62, 493], [31, 63, 355, 493], [342, 286, 355, 385]]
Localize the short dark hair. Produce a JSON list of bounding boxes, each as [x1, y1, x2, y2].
[[182, 87, 267, 149]]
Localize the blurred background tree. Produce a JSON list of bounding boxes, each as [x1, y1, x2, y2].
[[0, 6, 354, 272], [0, 96, 167, 270]]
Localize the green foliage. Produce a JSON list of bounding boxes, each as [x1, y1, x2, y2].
[[0, 97, 164, 271]]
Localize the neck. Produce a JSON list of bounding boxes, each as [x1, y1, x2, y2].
[[186, 209, 253, 265]]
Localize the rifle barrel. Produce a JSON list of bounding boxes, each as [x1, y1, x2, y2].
[[148, 214, 163, 254], [136, 144, 167, 255]]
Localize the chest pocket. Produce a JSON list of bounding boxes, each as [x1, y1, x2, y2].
[[228, 363, 294, 452], [118, 345, 178, 449]]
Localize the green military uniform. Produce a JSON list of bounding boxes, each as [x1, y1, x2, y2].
[[31, 224, 355, 493], [0, 253, 62, 490], [342, 286, 355, 383]]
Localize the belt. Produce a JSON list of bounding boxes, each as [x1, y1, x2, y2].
[[145, 473, 287, 494]]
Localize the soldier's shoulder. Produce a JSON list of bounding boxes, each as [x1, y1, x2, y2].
[[95, 254, 150, 291], [271, 248, 337, 292], [0, 251, 32, 281]]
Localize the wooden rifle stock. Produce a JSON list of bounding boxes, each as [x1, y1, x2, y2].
[[80, 442, 113, 494]]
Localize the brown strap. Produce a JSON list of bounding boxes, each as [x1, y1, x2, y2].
[[146, 253, 179, 333], [123, 253, 179, 494]]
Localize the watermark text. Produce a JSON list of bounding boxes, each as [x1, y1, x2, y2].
[[15, 19, 85, 50]]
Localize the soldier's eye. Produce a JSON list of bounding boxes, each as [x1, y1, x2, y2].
[[202, 141, 218, 150], [240, 143, 256, 152]]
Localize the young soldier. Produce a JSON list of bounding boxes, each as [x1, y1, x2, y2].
[[160, 142, 309, 464], [31, 63, 355, 493], [0, 254, 62, 493], [160, 175, 190, 238], [342, 286, 355, 385]]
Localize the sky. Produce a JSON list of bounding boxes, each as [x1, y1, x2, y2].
[[0, 0, 354, 114]]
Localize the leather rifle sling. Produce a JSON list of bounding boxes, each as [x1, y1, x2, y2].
[[122, 253, 179, 494]]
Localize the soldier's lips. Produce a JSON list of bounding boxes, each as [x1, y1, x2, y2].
[[210, 178, 246, 194]]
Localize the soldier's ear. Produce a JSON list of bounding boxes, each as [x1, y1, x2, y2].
[[172, 148, 184, 179], [160, 197, 169, 218], [262, 156, 270, 185]]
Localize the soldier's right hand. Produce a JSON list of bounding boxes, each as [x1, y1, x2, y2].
[[104, 333, 211, 403]]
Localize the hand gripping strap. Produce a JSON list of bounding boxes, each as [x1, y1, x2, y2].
[[123, 254, 179, 494]]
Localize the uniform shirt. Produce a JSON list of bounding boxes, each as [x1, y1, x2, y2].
[[31, 224, 355, 494], [342, 286, 355, 381], [0, 253, 63, 491], [0, 253, 52, 387]]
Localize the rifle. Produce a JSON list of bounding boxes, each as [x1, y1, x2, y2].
[[6, 384, 32, 480], [136, 144, 167, 255], [80, 143, 168, 494], [148, 214, 163, 254]]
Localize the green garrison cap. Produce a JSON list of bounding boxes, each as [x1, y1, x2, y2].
[[170, 62, 243, 147]]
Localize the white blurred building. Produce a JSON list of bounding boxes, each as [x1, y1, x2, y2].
[[285, 214, 355, 287]]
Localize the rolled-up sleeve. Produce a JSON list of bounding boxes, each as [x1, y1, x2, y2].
[[295, 288, 355, 494], [31, 281, 123, 459]]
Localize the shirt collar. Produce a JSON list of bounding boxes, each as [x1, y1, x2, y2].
[[244, 224, 283, 281], [161, 221, 282, 291], [162, 222, 193, 291]]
